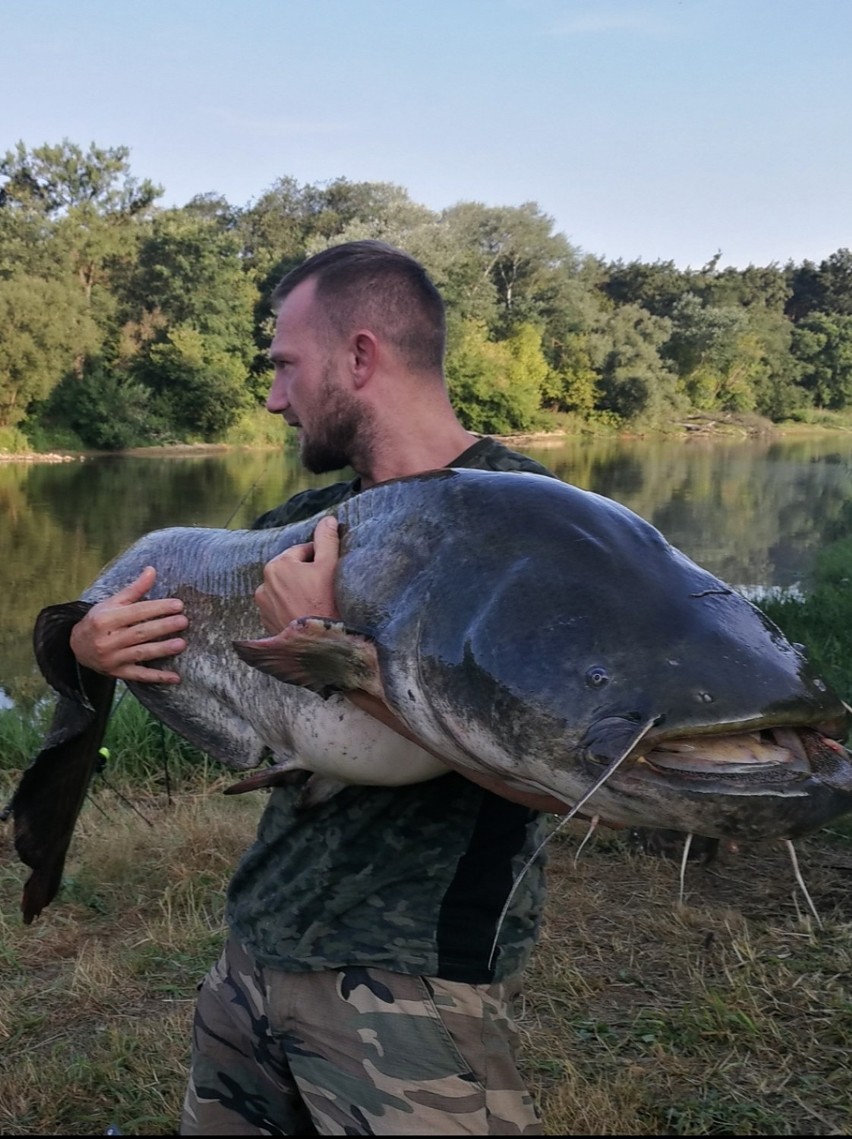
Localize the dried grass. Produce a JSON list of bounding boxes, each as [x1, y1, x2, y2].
[[1, 779, 851, 1135]]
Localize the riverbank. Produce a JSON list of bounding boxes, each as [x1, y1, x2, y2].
[[1, 412, 850, 464], [0, 451, 82, 463]]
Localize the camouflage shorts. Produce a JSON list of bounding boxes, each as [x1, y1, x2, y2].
[[180, 937, 542, 1135]]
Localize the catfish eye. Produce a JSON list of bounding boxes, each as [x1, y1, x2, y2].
[[585, 666, 609, 688]]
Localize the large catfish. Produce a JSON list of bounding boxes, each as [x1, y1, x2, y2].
[[10, 468, 852, 923]]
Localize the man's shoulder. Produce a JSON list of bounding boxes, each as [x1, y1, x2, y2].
[[252, 478, 358, 530], [455, 436, 559, 479]]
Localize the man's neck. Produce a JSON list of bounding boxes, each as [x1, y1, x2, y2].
[[359, 424, 479, 487]]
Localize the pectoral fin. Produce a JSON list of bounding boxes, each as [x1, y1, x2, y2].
[[234, 617, 384, 699]]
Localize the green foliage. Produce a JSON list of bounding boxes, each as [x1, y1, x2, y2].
[[542, 332, 599, 413], [787, 248, 852, 321], [6, 137, 852, 445], [590, 304, 682, 423], [0, 693, 214, 783], [221, 403, 291, 447], [130, 210, 257, 349], [136, 325, 251, 439], [446, 320, 551, 433], [0, 275, 100, 426], [791, 312, 852, 410], [759, 535, 852, 699], [0, 139, 161, 219], [45, 362, 162, 450], [598, 257, 691, 317], [665, 293, 749, 378], [1, 140, 162, 311], [0, 424, 32, 453], [442, 201, 580, 337]]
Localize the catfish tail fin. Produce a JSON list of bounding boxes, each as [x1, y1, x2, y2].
[[12, 672, 116, 923], [33, 600, 96, 707]]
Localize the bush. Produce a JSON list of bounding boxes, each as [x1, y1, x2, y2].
[[0, 424, 34, 454], [45, 363, 167, 450]]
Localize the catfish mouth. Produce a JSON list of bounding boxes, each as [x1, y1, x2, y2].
[[612, 726, 852, 797]]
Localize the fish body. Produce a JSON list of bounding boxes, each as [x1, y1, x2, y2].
[[11, 468, 852, 922]]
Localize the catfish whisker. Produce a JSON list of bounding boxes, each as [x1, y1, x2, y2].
[[784, 837, 822, 929], [678, 832, 694, 905], [565, 716, 660, 823], [573, 815, 600, 866], [488, 717, 659, 968]]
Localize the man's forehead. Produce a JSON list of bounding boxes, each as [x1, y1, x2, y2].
[[271, 280, 319, 348], [277, 277, 318, 322]]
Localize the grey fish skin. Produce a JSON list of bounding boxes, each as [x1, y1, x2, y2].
[[11, 467, 852, 923], [264, 469, 851, 841]]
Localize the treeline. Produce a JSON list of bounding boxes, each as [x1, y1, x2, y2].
[[2, 139, 852, 451]]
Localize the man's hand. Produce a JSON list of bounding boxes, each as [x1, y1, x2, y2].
[[69, 566, 188, 683], [255, 515, 340, 633]]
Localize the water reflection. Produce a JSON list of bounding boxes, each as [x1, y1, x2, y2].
[[521, 436, 852, 593], [3, 434, 852, 707]]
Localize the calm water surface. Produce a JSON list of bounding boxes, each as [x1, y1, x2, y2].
[[2, 434, 851, 707]]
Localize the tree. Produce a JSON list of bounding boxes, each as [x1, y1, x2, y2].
[[590, 305, 680, 423], [135, 325, 250, 438], [130, 209, 257, 347], [442, 201, 581, 336], [46, 361, 157, 449], [0, 275, 99, 426], [541, 332, 599, 414], [119, 207, 261, 424], [445, 320, 550, 434], [664, 294, 749, 377], [0, 139, 162, 303], [791, 313, 852, 410], [598, 258, 691, 318], [746, 308, 808, 420], [701, 263, 790, 312], [786, 249, 852, 322]]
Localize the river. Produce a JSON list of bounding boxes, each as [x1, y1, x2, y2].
[[2, 432, 851, 708]]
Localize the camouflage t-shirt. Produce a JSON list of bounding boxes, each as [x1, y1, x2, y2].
[[227, 437, 560, 983]]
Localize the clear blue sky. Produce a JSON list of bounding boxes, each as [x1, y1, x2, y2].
[[2, 0, 850, 270]]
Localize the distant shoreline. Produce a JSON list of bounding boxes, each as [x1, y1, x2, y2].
[[1, 417, 850, 465]]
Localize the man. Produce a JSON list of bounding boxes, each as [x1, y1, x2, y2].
[[70, 241, 568, 1135]]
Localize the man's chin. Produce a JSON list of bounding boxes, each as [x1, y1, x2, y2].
[[300, 441, 350, 475]]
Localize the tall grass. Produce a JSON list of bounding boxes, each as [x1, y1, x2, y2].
[[0, 691, 219, 790], [760, 535, 852, 699]]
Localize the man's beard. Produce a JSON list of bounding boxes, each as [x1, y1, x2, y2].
[[299, 364, 371, 475]]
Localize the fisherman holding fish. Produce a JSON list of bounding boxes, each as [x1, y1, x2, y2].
[[68, 242, 567, 1135]]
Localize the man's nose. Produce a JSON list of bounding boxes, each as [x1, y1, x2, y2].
[[266, 373, 290, 413]]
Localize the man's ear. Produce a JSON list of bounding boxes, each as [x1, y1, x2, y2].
[[350, 330, 379, 389]]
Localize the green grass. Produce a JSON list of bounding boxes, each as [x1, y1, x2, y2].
[[0, 689, 219, 789]]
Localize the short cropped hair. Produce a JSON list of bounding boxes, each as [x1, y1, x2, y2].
[[271, 240, 446, 373]]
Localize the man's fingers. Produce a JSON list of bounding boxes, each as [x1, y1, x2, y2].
[[116, 663, 183, 685], [104, 599, 187, 630], [126, 635, 188, 662], [266, 542, 314, 569], [311, 515, 340, 564], [118, 614, 189, 644], [112, 566, 158, 604]]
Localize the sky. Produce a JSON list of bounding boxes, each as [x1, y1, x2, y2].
[[1, 0, 850, 270]]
